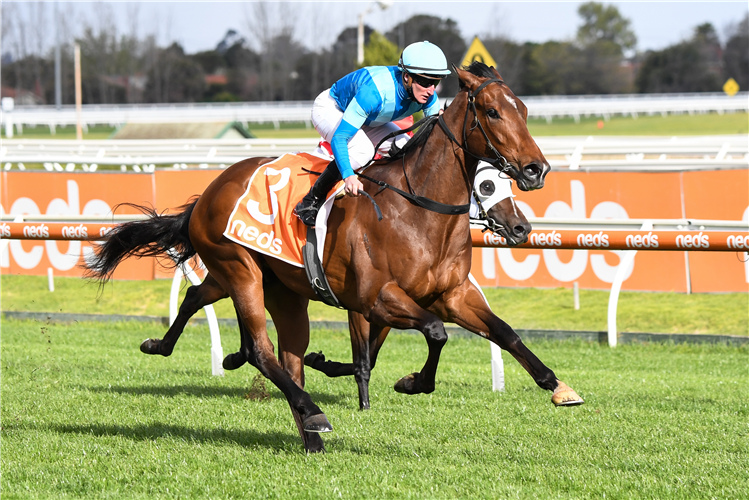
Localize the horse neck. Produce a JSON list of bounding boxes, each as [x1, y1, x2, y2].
[[403, 95, 480, 207]]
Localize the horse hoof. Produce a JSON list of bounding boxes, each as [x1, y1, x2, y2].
[[552, 381, 584, 406], [303, 414, 333, 433], [222, 352, 247, 371], [394, 373, 419, 394], [140, 338, 165, 356], [304, 351, 326, 369]]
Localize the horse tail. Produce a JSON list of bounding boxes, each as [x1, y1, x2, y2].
[[85, 198, 198, 283]]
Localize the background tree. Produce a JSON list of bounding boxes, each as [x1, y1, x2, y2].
[[576, 1, 637, 55], [636, 23, 723, 93], [144, 43, 206, 103], [385, 15, 466, 96], [722, 14, 748, 89], [361, 31, 400, 67]]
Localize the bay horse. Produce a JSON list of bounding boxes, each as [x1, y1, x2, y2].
[[139, 167, 531, 412], [86, 62, 582, 453]]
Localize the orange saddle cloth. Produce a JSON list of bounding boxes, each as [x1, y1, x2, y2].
[[223, 152, 336, 267]]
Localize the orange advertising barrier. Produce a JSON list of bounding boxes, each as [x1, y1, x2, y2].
[[2, 168, 748, 292], [471, 169, 748, 293], [472, 228, 749, 251]]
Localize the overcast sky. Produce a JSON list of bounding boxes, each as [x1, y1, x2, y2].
[[6, 1, 749, 56]]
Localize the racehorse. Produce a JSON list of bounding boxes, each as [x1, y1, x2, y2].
[[86, 62, 582, 453], [139, 167, 531, 411]]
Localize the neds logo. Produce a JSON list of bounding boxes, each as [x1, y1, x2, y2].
[[23, 224, 49, 238], [0, 223, 10, 238], [727, 234, 749, 250], [576, 231, 609, 248], [483, 232, 508, 247], [626, 232, 659, 249], [529, 230, 562, 247], [676, 232, 709, 249], [61, 224, 88, 239]]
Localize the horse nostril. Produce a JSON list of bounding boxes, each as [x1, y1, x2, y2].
[[513, 225, 528, 237], [523, 163, 541, 179]]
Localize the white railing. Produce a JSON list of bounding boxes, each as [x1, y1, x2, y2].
[[2, 92, 747, 133], [2, 135, 746, 172]]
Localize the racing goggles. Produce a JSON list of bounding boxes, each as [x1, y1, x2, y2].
[[409, 73, 443, 89]]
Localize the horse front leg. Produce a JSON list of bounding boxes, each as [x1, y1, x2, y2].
[[141, 273, 228, 356], [368, 283, 448, 396], [434, 279, 583, 406]]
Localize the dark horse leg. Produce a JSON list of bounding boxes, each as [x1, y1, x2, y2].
[[432, 279, 583, 405], [262, 275, 326, 452], [364, 282, 449, 396], [140, 273, 228, 356], [305, 311, 391, 410], [194, 235, 332, 452]]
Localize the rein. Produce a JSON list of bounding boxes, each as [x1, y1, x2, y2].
[[356, 115, 470, 216], [353, 78, 514, 219]]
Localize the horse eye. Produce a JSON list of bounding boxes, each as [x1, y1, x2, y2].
[[487, 108, 499, 119], [479, 180, 495, 195]]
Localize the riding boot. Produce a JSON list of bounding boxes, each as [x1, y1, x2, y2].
[[294, 159, 342, 226]]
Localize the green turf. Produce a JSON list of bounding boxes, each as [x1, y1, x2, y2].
[[1, 319, 747, 499], [1, 124, 118, 141], [526, 111, 748, 136], [2, 275, 747, 336]]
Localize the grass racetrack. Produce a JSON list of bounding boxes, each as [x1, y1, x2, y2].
[[2, 318, 747, 499], [3, 112, 747, 140], [3, 275, 747, 336]]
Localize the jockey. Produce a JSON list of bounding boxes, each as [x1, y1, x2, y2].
[[294, 40, 451, 226]]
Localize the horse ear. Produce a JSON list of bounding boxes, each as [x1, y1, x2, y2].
[[454, 65, 481, 91], [490, 66, 503, 81]]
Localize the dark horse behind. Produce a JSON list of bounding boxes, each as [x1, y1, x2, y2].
[[86, 62, 582, 453]]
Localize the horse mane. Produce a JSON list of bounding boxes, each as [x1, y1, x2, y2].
[[384, 61, 497, 162], [387, 115, 440, 161], [464, 60, 497, 79]]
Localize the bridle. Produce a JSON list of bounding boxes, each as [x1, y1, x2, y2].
[[355, 77, 515, 219], [438, 78, 514, 176]]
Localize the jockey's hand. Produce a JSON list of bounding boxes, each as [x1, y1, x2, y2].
[[344, 176, 364, 196]]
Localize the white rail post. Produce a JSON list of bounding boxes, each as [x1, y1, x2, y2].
[[607, 220, 653, 347], [168, 252, 224, 376], [2, 97, 14, 139], [467, 273, 505, 392]]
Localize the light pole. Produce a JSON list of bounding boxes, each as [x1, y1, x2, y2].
[[357, 0, 393, 66]]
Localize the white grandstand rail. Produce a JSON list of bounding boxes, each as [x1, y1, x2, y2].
[[2, 136, 747, 172], [2, 92, 747, 130]]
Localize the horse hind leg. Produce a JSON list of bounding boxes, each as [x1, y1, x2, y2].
[[221, 304, 255, 371], [265, 281, 325, 452], [367, 283, 448, 396], [141, 273, 228, 356], [201, 249, 331, 452]]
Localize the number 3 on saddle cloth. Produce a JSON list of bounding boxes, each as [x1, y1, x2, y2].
[[223, 149, 342, 269]]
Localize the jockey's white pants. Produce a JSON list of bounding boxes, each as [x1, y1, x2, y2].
[[311, 89, 411, 176]]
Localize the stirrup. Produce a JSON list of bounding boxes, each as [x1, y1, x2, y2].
[[294, 199, 321, 227]]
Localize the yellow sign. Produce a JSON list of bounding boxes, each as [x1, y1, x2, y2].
[[723, 78, 740, 97], [460, 37, 497, 69]]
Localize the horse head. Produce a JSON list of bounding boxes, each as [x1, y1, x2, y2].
[[453, 62, 550, 191], [471, 163, 531, 246]]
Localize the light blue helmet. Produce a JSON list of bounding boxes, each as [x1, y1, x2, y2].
[[398, 41, 450, 78]]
